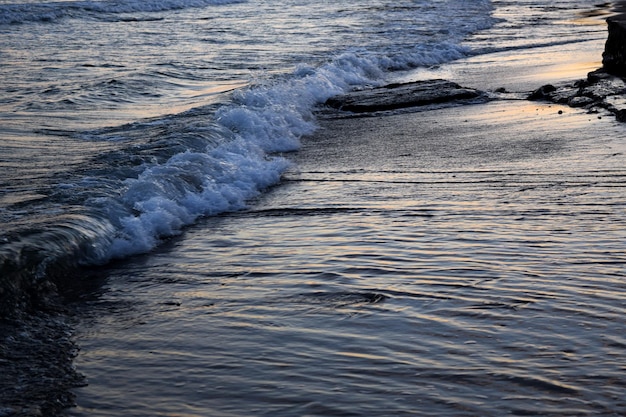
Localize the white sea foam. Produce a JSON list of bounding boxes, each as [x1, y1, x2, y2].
[[1, 0, 500, 268], [98, 50, 372, 258], [99, 34, 491, 260], [105, 143, 289, 259]]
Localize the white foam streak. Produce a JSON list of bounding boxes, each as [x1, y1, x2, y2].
[[107, 144, 289, 258]]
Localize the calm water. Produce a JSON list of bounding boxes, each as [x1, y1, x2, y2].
[[1, 0, 625, 415]]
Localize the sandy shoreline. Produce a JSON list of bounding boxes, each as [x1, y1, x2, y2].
[[2, 5, 625, 417]]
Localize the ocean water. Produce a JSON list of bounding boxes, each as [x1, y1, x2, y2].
[[1, 0, 625, 415], [1, 0, 495, 270]]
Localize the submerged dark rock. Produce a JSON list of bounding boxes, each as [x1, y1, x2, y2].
[[301, 291, 387, 308], [324, 79, 485, 113], [0, 254, 86, 415], [527, 84, 557, 100], [0, 313, 85, 417]]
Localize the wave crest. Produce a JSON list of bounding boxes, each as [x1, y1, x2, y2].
[[0, 0, 245, 25]]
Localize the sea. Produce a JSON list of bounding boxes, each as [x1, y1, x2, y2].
[[1, 0, 625, 416]]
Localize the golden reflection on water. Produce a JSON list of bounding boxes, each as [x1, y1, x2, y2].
[[539, 59, 601, 80], [337, 351, 391, 361], [129, 80, 248, 120], [430, 39, 606, 92]]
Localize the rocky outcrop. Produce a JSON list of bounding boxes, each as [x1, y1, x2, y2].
[[602, 15, 626, 76], [528, 10, 626, 122], [528, 69, 626, 121], [324, 79, 485, 113]]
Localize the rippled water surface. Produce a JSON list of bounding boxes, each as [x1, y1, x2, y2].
[[2, 0, 624, 415], [1, 0, 498, 275], [70, 99, 626, 416]]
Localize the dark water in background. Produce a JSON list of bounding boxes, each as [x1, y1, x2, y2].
[[1, 0, 625, 415]]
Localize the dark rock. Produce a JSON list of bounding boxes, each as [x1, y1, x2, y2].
[[527, 84, 557, 100], [586, 68, 612, 83], [603, 15, 626, 76], [324, 79, 484, 113], [568, 96, 595, 107], [526, 69, 626, 122], [525, 9, 626, 123]]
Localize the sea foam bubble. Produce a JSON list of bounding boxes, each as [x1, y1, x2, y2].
[[98, 37, 485, 260]]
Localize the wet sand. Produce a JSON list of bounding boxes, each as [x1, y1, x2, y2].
[[301, 36, 616, 169]]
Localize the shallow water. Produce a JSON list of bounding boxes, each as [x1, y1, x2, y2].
[[0, 0, 609, 270], [2, 0, 625, 415], [69, 99, 626, 416], [0, 0, 498, 279]]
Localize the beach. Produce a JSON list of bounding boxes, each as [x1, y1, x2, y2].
[[68, 17, 625, 417], [1, 1, 626, 416]]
